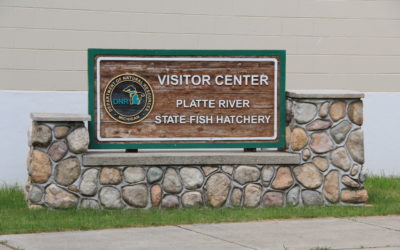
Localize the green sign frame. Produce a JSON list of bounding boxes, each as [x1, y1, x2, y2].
[[88, 49, 286, 149]]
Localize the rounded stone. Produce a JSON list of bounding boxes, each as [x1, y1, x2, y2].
[[319, 102, 330, 118], [99, 187, 124, 209], [29, 150, 52, 184], [202, 166, 218, 176], [151, 185, 162, 208], [66, 127, 89, 154], [287, 186, 300, 206], [182, 191, 203, 208], [293, 163, 323, 189], [54, 157, 81, 186], [230, 188, 242, 206], [80, 199, 100, 209], [244, 184, 262, 208], [261, 166, 275, 186], [331, 147, 352, 171], [271, 167, 293, 190], [28, 185, 43, 203], [306, 119, 332, 131], [294, 102, 317, 124], [290, 128, 308, 151], [310, 132, 335, 153], [54, 126, 70, 139], [205, 173, 230, 208], [100, 167, 122, 185], [285, 126, 292, 149], [330, 120, 352, 144], [124, 167, 145, 184], [349, 101, 363, 125], [347, 130, 364, 164], [161, 195, 179, 209], [48, 141, 68, 162], [147, 167, 163, 183], [79, 168, 98, 196], [68, 185, 78, 192], [302, 190, 324, 206], [312, 157, 329, 172], [222, 165, 234, 175], [329, 101, 346, 121], [45, 184, 78, 208], [341, 189, 368, 203], [263, 192, 284, 207], [122, 184, 148, 208], [180, 167, 204, 190], [31, 125, 52, 147], [323, 170, 339, 203], [162, 168, 182, 194], [286, 99, 293, 122], [302, 149, 311, 161], [342, 175, 360, 188], [351, 165, 361, 176], [234, 165, 260, 185]]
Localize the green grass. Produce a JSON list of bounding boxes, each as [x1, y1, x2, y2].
[[1, 177, 399, 235]]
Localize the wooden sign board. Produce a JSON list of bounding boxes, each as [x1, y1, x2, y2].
[[88, 49, 286, 149]]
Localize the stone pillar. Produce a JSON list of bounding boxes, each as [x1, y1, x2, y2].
[[26, 113, 91, 209], [286, 90, 368, 205]]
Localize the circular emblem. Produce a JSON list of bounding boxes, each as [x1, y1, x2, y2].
[[103, 74, 154, 124]]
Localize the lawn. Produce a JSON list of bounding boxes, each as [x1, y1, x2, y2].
[[0, 177, 399, 235]]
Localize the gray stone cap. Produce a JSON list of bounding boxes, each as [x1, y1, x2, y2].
[[287, 90, 364, 99], [83, 151, 301, 166], [31, 113, 91, 122]]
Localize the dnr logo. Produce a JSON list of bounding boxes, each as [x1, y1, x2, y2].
[[103, 74, 154, 124]]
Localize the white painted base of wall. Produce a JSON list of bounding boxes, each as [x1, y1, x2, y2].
[[0, 90, 398, 185]]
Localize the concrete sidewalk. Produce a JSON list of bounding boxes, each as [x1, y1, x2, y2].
[[1, 216, 399, 250]]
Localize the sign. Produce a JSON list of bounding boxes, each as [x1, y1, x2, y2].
[[88, 49, 286, 149]]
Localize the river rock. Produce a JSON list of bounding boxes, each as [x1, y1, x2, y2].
[[99, 187, 124, 209], [302, 149, 311, 160], [151, 185, 162, 207], [331, 121, 352, 144], [54, 126, 70, 139], [55, 157, 81, 186], [122, 184, 148, 208], [30, 150, 52, 184], [329, 101, 346, 121], [331, 147, 351, 171], [147, 167, 163, 183], [161, 195, 179, 209], [45, 184, 78, 208], [263, 192, 284, 206], [222, 165, 234, 175], [261, 166, 275, 185], [342, 175, 360, 188], [310, 132, 335, 153], [319, 102, 330, 118], [287, 186, 300, 206], [205, 173, 230, 207], [66, 127, 89, 153], [68, 185, 78, 192], [351, 165, 361, 176], [202, 166, 218, 176], [347, 130, 364, 164], [323, 170, 339, 203], [306, 120, 332, 131], [182, 191, 203, 208], [312, 157, 329, 172], [349, 101, 363, 125], [163, 168, 182, 194], [286, 126, 292, 148], [234, 165, 260, 184], [124, 167, 145, 183], [80, 168, 98, 196], [294, 102, 317, 124], [286, 99, 293, 122], [80, 199, 100, 209], [271, 167, 293, 190], [302, 190, 324, 206], [290, 128, 308, 151], [244, 184, 262, 207], [100, 167, 122, 185], [230, 188, 242, 206], [47, 141, 68, 162], [31, 125, 52, 147], [28, 185, 43, 203], [293, 163, 323, 189], [341, 189, 368, 203], [180, 167, 204, 190]]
